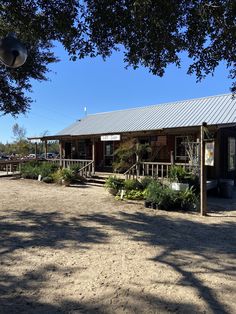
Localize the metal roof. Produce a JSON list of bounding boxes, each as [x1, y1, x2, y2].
[[57, 94, 236, 136]]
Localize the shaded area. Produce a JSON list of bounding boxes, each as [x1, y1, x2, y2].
[[0, 209, 108, 256], [81, 211, 236, 314], [0, 206, 235, 313], [0, 263, 200, 314]]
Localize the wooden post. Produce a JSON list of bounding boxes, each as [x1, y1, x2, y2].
[[92, 138, 95, 174], [59, 141, 63, 167], [136, 141, 140, 178], [35, 142, 38, 159], [170, 150, 174, 165], [45, 140, 48, 158], [200, 123, 207, 216]]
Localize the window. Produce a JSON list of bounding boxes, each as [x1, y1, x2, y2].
[[175, 136, 188, 160], [104, 142, 114, 167], [228, 137, 236, 171]]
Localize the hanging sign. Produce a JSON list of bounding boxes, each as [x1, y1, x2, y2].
[[205, 141, 214, 166], [101, 134, 120, 141]]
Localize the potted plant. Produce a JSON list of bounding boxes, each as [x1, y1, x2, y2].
[[145, 180, 162, 209], [169, 165, 190, 191], [52, 168, 75, 186], [105, 176, 124, 196]]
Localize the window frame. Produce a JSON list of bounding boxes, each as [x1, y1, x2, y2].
[[175, 136, 189, 161], [228, 137, 236, 171]]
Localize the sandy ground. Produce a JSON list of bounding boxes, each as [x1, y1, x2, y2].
[[0, 178, 235, 314]]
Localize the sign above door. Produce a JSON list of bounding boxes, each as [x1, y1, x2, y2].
[[101, 135, 121, 141]]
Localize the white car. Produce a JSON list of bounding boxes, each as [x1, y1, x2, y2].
[[27, 154, 36, 159]]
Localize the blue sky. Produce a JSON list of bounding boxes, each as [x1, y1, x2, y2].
[[0, 43, 232, 143]]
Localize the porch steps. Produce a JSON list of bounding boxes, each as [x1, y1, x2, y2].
[[85, 172, 125, 187], [86, 176, 106, 187]]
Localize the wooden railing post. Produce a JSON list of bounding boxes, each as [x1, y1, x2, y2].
[[171, 150, 174, 165], [92, 138, 95, 175]]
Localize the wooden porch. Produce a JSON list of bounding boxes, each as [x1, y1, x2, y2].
[[0, 157, 196, 181]]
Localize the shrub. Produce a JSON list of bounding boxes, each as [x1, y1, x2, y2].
[[169, 165, 190, 183], [187, 175, 200, 194], [39, 162, 58, 178], [52, 168, 76, 185], [158, 186, 198, 211], [158, 188, 181, 211], [21, 161, 58, 180], [70, 163, 83, 172], [178, 187, 198, 211], [145, 180, 163, 204], [144, 178, 198, 212], [140, 176, 154, 189], [21, 161, 41, 179], [105, 176, 124, 195], [124, 179, 143, 191], [112, 139, 152, 172], [125, 190, 144, 200]]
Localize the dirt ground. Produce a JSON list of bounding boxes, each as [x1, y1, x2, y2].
[[0, 178, 235, 314]]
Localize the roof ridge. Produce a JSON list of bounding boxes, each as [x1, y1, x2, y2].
[[86, 93, 231, 117]]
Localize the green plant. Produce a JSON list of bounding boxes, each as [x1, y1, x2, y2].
[[125, 190, 144, 200], [179, 187, 198, 211], [158, 186, 198, 211], [169, 165, 186, 182], [21, 161, 41, 179], [124, 179, 142, 191], [145, 180, 163, 204], [52, 168, 74, 185], [140, 177, 154, 189], [169, 165, 191, 183], [113, 139, 152, 172], [105, 176, 124, 195], [21, 161, 59, 180], [70, 163, 83, 172], [187, 175, 200, 194], [158, 188, 181, 211], [39, 162, 58, 178]]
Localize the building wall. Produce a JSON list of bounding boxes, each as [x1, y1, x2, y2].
[[59, 127, 236, 181]]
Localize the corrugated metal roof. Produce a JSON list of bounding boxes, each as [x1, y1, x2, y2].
[[57, 94, 236, 136]]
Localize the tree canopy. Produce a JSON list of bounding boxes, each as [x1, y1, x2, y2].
[[0, 0, 235, 115]]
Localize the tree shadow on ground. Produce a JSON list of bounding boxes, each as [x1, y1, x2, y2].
[[0, 209, 110, 313], [0, 264, 200, 314], [0, 209, 108, 257], [1, 208, 235, 313], [81, 211, 236, 314]]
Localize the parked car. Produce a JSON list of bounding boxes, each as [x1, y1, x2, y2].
[[40, 153, 58, 159], [0, 154, 9, 160]]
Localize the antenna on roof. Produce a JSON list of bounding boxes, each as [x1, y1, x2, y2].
[[84, 106, 87, 117]]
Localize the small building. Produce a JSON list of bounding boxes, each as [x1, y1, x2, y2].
[[32, 94, 236, 182]]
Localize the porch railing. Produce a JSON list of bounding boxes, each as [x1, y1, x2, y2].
[[46, 158, 94, 177], [0, 159, 26, 175], [124, 161, 197, 180], [46, 158, 93, 169], [124, 163, 138, 180], [77, 160, 94, 177]]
